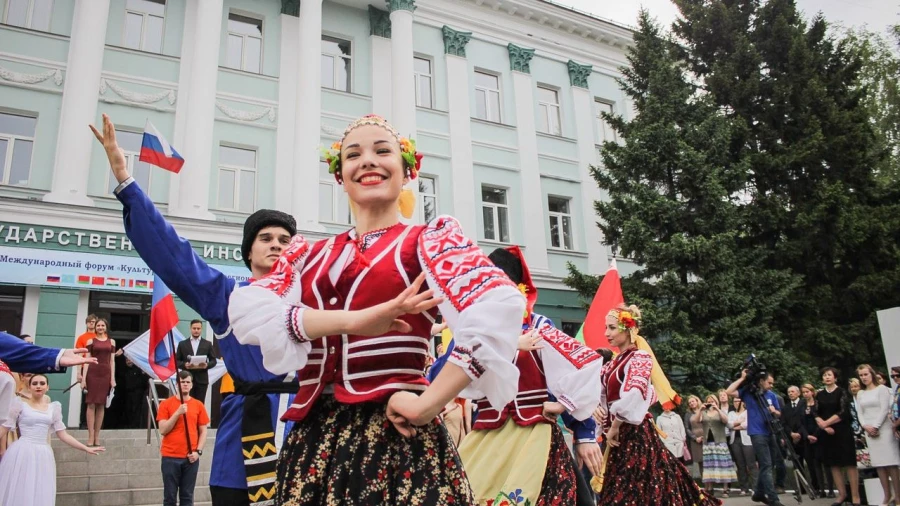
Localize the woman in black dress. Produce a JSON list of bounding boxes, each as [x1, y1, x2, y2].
[[800, 383, 832, 498], [815, 367, 860, 506]]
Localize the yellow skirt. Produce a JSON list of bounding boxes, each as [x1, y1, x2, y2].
[[457, 419, 552, 505]]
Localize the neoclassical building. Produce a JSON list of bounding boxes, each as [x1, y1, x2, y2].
[[0, 0, 634, 421]]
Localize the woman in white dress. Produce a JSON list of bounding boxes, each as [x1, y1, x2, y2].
[[856, 364, 900, 505], [0, 374, 104, 506]]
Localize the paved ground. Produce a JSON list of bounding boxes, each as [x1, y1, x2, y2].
[[718, 492, 857, 506]]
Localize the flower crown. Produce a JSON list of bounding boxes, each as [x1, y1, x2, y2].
[[609, 308, 640, 333], [320, 114, 422, 184]]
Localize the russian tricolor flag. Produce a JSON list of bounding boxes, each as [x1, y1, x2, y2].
[[149, 274, 180, 380], [139, 121, 184, 173]]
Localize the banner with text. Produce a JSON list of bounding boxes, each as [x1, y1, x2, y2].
[[0, 245, 250, 293]]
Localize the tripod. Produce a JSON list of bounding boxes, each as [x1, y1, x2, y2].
[[749, 387, 817, 503]]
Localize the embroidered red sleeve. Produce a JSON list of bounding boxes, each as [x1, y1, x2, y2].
[[417, 217, 515, 313], [251, 235, 309, 297], [622, 352, 653, 397], [537, 324, 600, 369]]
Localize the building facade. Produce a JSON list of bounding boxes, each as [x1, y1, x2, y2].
[[0, 0, 635, 422]]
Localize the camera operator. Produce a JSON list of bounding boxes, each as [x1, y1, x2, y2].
[[727, 368, 784, 506]]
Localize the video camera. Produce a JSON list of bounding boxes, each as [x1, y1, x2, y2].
[[741, 354, 769, 394]]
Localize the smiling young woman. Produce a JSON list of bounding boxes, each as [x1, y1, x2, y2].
[[228, 114, 525, 505]]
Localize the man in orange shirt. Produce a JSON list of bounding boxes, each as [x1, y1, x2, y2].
[[75, 314, 98, 429], [158, 371, 209, 506]]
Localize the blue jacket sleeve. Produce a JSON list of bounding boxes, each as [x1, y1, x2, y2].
[[0, 332, 63, 373], [115, 182, 236, 335], [550, 392, 597, 442]]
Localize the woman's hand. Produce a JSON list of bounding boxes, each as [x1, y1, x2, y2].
[[110, 379, 116, 389], [89, 114, 129, 183], [386, 391, 437, 438], [808, 435, 817, 444], [518, 329, 543, 352], [430, 321, 448, 336], [541, 401, 566, 422], [606, 424, 621, 448], [347, 273, 443, 336], [592, 405, 608, 425], [815, 417, 827, 429], [695, 436, 703, 444], [824, 427, 834, 435], [85, 445, 105, 456]]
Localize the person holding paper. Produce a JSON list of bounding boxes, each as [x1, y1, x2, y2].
[[176, 320, 217, 403]]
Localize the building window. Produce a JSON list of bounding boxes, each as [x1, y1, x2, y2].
[[225, 13, 262, 74], [106, 130, 153, 195], [217, 145, 257, 213], [474, 71, 501, 123], [481, 186, 509, 243], [0, 112, 36, 186], [4, 0, 52, 31], [123, 0, 165, 53], [0, 285, 26, 335], [596, 100, 616, 144], [414, 57, 433, 108], [418, 175, 438, 223], [537, 86, 562, 136], [548, 196, 573, 250], [321, 36, 351, 92]]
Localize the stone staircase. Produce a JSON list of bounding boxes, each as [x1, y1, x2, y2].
[[53, 429, 216, 506]]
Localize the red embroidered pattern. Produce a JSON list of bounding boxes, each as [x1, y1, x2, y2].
[[418, 217, 514, 313], [537, 324, 600, 370], [252, 235, 310, 297], [449, 343, 485, 378], [623, 351, 653, 397], [0, 359, 10, 376]]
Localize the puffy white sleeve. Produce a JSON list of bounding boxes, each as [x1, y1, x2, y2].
[[228, 235, 314, 375], [609, 350, 656, 425], [50, 401, 66, 432], [537, 323, 603, 421], [418, 216, 525, 410], [3, 396, 23, 430]]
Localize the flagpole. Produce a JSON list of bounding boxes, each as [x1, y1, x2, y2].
[[167, 329, 192, 455]]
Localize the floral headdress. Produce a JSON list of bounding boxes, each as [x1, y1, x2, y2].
[[320, 114, 423, 184], [608, 307, 640, 333]]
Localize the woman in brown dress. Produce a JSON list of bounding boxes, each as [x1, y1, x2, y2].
[[80, 318, 115, 446]]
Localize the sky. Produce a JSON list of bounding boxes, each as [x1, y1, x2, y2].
[[559, 0, 899, 36]]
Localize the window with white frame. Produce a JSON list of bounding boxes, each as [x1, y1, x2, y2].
[[474, 71, 501, 123], [217, 145, 257, 213], [321, 36, 351, 92], [123, 0, 165, 53], [0, 112, 36, 186], [595, 100, 616, 144], [414, 57, 433, 108], [318, 161, 352, 224], [418, 175, 438, 223], [548, 196, 573, 250], [4, 0, 52, 31], [537, 86, 562, 136], [481, 186, 509, 243], [225, 13, 262, 73], [105, 130, 153, 195]]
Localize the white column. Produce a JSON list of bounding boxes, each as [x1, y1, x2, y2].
[[368, 6, 392, 118], [292, 0, 324, 232], [389, 1, 419, 223], [170, 0, 223, 220], [20, 286, 40, 338], [67, 289, 90, 427], [572, 86, 608, 274], [510, 71, 550, 272], [168, 0, 198, 213], [274, 13, 300, 214], [445, 54, 476, 235], [43, 0, 111, 206]]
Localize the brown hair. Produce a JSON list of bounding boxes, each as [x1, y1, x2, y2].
[[856, 364, 879, 387], [94, 318, 110, 335]]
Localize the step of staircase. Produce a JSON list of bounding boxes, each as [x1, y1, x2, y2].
[[52, 429, 217, 505]]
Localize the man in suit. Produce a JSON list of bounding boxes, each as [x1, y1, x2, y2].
[[176, 320, 217, 403], [781, 385, 807, 490]]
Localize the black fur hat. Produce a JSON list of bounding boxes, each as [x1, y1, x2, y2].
[[488, 248, 523, 285], [241, 210, 297, 269]]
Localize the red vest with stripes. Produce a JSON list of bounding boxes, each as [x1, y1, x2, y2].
[[600, 347, 651, 429], [281, 224, 434, 422], [472, 349, 549, 430]]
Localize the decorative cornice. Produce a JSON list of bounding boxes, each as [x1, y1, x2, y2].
[[0, 66, 63, 86], [215, 100, 276, 123], [388, 0, 416, 13], [567, 60, 592, 88], [99, 78, 175, 105], [442, 25, 472, 57], [368, 5, 391, 38], [281, 0, 299, 16], [507, 43, 535, 73], [321, 124, 343, 137]]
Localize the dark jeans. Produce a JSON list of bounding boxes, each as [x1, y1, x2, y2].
[[210, 485, 250, 506], [774, 442, 786, 488], [161, 456, 200, 506], [191, 383, 209, 404], [730, 441, 758, 492], [750, 434, 780, 503]]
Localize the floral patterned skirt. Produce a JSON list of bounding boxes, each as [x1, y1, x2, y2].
[[596, 419, 721, 506], [275, 395, 475, 506]]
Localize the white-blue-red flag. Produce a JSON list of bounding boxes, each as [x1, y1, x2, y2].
[[149, 274, 180, 380], [139, 120, 184, 173]]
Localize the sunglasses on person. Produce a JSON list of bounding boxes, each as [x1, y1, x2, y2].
[[891, 374, 900, 379]]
